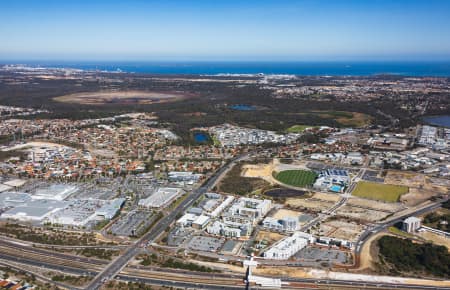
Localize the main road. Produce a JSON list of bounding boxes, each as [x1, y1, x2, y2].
[[86, 152, 252, 290], [355, 197, 448, 257]]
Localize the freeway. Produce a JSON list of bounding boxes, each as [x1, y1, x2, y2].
[[0, 261, 82, 290], [1, 241, 450, 290], [0, 238, 108, 267], [87, 152, 252, 290]]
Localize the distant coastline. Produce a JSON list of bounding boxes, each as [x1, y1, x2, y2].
[[2, 61, 450, 77]]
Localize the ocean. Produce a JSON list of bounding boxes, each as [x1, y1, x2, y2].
[[4, 61, 450, 76]]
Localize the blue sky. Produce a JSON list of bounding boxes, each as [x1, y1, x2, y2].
[[1, 0, 450, 61]]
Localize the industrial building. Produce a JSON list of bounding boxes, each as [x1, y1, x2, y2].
[[1, 199, 67, 223], [138, 187, 184, 208], [168, 171, 202, 184], [32, 184, 78, 201]]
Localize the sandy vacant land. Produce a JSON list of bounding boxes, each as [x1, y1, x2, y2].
[[285, 191, 340, 212], [347, 197, 405, 213], [417, 231, 450, 250], [242, 162, 277, 184], [272, 208, 302, 220], [312, 192, 341, 202], [384, 170, 426, 187], [311, 219, 364, 242], [400, 188, 438, 206], [382, 171, 447, 206], [242, 159, 310, 186], [54, 90, 193, 105], [429, 177, 450, 188], [336, 205, 390, 222], [255, 231, 286, 245], [285, 197, 335, 212]]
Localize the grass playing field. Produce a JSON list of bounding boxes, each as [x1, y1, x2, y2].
[[286, 125, 317, 133], [352, 181, 408, 202], [274, 170, 317, 187]]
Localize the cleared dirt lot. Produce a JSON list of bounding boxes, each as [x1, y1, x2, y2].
[[242, 158, 310, 186], [242, 161, 277, 184], [54, 90, 193, 105], [314, 219, 364, 242], [285, 191, 340, 212], [384, 170, 426, 187], [401, 188, 439, 206], [347, 197, 405, 213], [376, 170, 448, 206], [312, 192, 340, 202], [285, 197, 335, 212], [417, 231, 450, 250], [336, 205, 391, 222], [272, 208, 302, 220], [255, 230, 286, 245]]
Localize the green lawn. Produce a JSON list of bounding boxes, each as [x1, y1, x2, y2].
[[352, 181, 408, 202], [274, 170, 317, 187], [286, 125, 317, 133]]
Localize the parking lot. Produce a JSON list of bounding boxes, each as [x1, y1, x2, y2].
[[361, 170, 384, 183], [110, 210, 155, 237], [187, 236, 224, 252], [294, 246, 350, 265]]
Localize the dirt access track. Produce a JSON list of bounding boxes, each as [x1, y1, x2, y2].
[[53, 90, 196, 105]]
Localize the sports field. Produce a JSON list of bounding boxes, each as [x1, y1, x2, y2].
[[274, 170, 317, 187], [286, 125, 316, 133], [352, 181, 408, 202]]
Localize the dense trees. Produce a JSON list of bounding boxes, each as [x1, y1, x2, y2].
[[0, 71, 422, 143], [423, 212, 450, 232], [378, 236, 450, 278], [140, 254, 218, 273], [218, 162, 270, 195]]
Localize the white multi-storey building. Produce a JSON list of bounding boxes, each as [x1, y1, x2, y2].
[[263, 232, 312, 260], [403, 216, 421, 233]]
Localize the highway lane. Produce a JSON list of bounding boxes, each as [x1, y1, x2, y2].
[[0, 235, 128, 250], [117, 274, 247, 290], [283, 276, 450, 290], [0, 252, 99, 277], [1, 248, 450, 290], [0, 238, 108, 266], [117, 272, 450, 290], [0, 261, 82, 290], [87, 153, 252, 290]]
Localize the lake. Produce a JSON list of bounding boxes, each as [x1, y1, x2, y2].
[[230, 104, 256, 111], [194, 132, 208, 143], [424, 115, 450, 128]]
